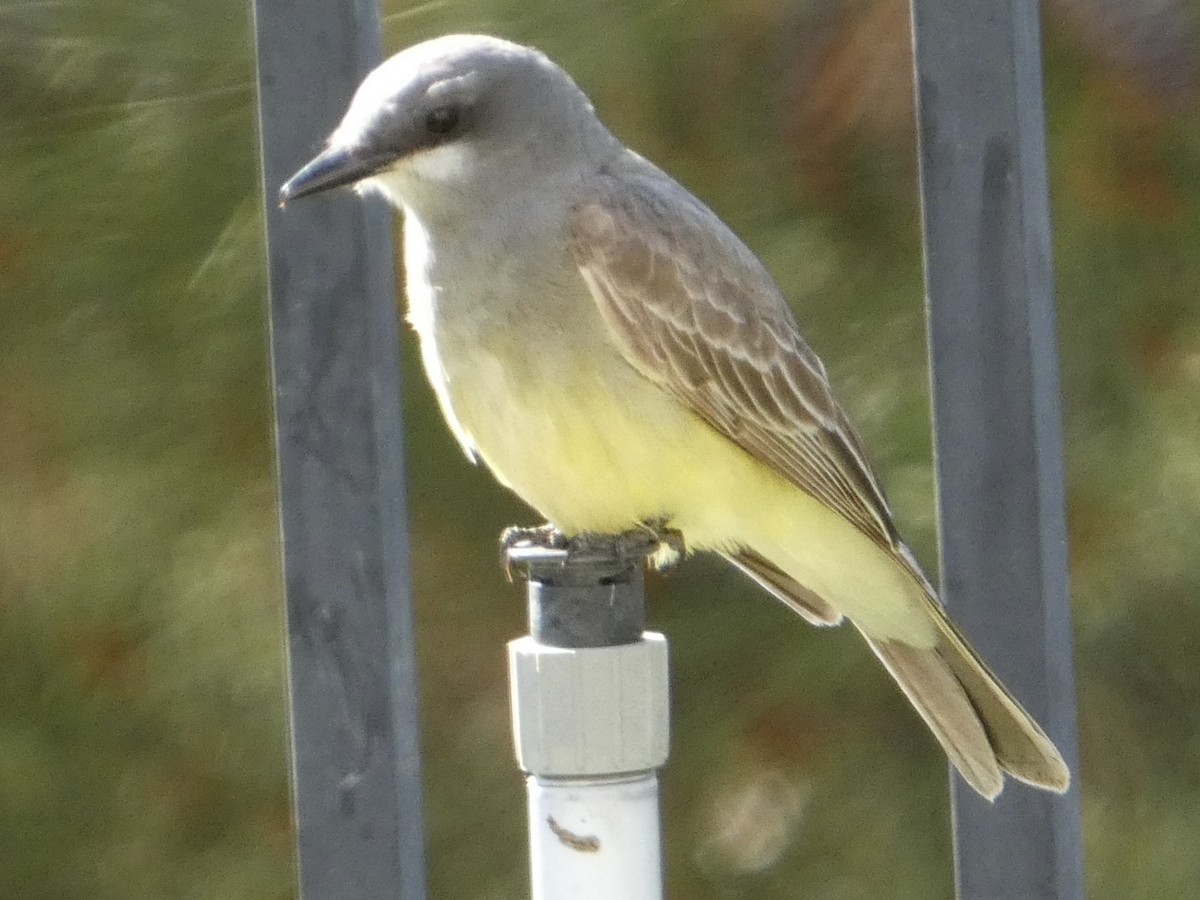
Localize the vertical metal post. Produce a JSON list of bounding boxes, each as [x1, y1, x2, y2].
[[909, 0, 1085, 897], [253, 3, 428, 899], [506, 544, 669, 900]]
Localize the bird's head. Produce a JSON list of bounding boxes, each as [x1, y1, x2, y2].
[[279, 34, 616, 214]]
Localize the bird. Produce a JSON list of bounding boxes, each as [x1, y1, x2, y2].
[[280, 33, 1069, 799]]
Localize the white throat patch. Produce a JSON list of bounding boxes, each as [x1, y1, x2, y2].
[[358, 143, 475, 206], [406, 142, 475, 183]]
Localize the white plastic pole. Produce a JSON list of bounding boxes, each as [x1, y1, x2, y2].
[[506, 544, 669, 900], [527, 775, 663, 899]]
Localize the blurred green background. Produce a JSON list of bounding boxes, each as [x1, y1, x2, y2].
[[3, 0, 1198, 897]]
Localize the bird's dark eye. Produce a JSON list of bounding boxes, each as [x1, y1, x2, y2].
[[424, 106, 460, 136]]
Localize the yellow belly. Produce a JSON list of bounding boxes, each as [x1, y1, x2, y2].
[[439, 341, 935, 646], [446, 342, 703, 533]]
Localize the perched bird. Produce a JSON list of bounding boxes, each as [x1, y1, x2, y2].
[[280, 34, 1069, 799]]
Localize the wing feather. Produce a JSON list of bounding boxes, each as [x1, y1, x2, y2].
[[570, 174, 900, 551]]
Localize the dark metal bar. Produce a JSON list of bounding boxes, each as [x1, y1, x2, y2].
[[253, 3, 427, 898], [908, 0, 1085, 897]]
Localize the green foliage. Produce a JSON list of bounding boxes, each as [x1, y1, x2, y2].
[[3, 0, 1198, 897]]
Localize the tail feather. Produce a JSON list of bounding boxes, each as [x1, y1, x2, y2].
[[867, 637, 1005, 799], [865, 603, 1070, 798], [930, 612, 1070, 792], [739, 544, 1071, 798]]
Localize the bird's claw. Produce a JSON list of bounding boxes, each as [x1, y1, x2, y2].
[[499, 519, 686, 579], [500, 523, 567, 579], [637, 516, 685, 570]]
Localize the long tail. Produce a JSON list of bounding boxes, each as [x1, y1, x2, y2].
[[866, 601, 1069, 799], [729, 550, 1070, 799]]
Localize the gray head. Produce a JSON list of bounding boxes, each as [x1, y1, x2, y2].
[[280, 35, 617, 213]]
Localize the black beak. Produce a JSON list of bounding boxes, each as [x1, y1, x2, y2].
[[278, 145, 392, 205]]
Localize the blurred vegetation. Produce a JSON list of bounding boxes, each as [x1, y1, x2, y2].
[[2, 0, 1198, 897]]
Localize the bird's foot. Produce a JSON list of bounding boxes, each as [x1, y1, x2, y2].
[[566, 529, 660, 566], [500, 522, 567, 552], [499, 519, 685, 579], [500, 523, 567, 578], [639, 517, 686, 571]]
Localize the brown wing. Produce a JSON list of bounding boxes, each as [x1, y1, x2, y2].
[[569, 170, 900, 552]]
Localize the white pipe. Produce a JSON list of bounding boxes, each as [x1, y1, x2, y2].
[[527, 774, 663, 900], [509, 633, 669, 900]]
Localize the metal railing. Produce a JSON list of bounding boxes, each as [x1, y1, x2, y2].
[[911, 0, 1085, 895], [254, 1, 427, 897]]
